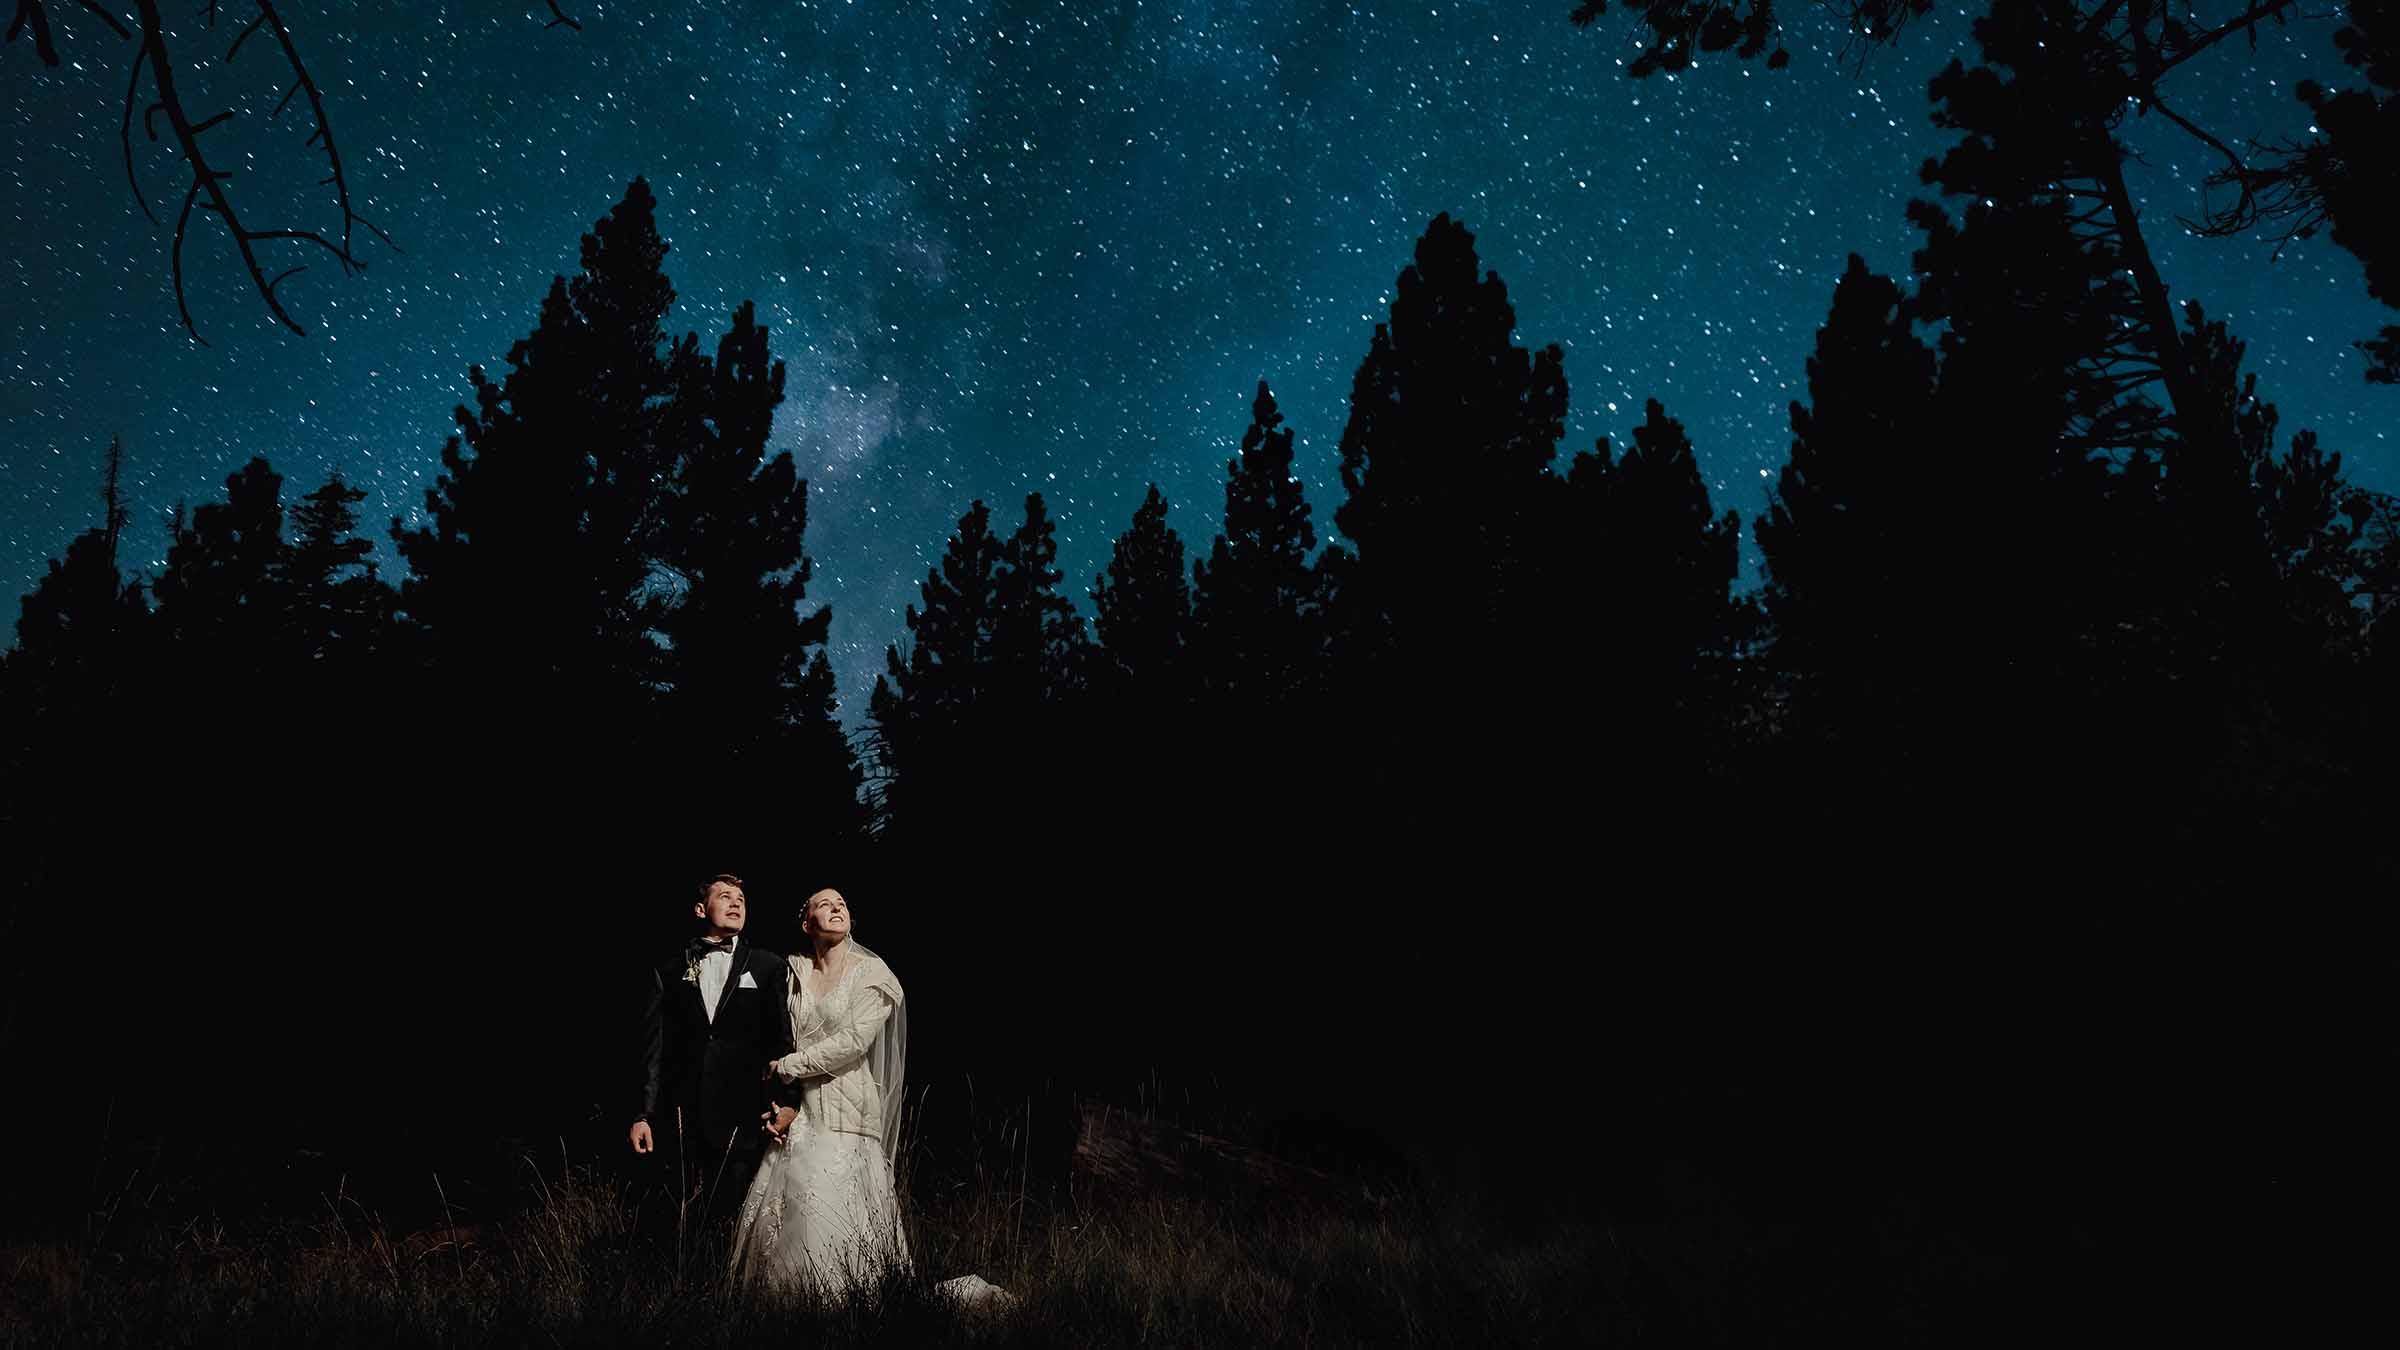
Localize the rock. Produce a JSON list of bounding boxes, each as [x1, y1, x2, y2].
[[935, 1272, 1019, 1313]]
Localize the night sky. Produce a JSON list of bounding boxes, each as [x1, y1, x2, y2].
[[6, 3, 2390, 718]]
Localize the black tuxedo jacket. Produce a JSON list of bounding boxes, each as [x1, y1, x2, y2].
[[636, 940, 795, 1156]]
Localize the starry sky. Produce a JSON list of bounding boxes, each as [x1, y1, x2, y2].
[[5, 2, 2391, 719]]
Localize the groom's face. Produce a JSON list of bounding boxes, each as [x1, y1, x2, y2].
[[696, 881, 747, 934]]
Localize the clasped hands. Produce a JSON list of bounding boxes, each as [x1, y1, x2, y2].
[[759, 1058, 827, 1143]]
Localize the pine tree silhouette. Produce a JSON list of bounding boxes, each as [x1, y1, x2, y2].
[[1755, 255, 1942, 745], [1565, 398, 1741, 732], [1092, 483, 1191, 700], [9, 438, 148, 723], [1567, 0, 1793, 74], [154, 457, 291, 674], [393, 178, 679, 731], [652, 299, 864, 856], [994, 491, 1089, 707], [871, 499, 1006, 832], [1332, 214, 1568, 668], [3, 437, 151, 1101], [2260, 0, 2400, 380], [1192, 382, 1324, 707], [285, 474, 393, 665]]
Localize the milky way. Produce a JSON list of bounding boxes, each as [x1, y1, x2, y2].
[[6, 3, 2389, 717]]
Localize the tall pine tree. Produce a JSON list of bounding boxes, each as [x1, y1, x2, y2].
[[4, 437, 150, 1076], [1332, 214, 1569, 666], [153, 457, 291, 677], [1565, 398, 1740, 731], [1091, 484, 1191, 701], [652, 299, 864, 854], [1755, 255, 1942, 734], [871, 499, 1007, 833], [285, 474, 393, 665], [393, 178, 678, 732], [9, 436, 147, 724], [993, 491, 1089, 707], [1192, 381, 1324, 707]]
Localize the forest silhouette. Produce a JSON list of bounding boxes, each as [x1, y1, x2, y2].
[[3, 4, 2394, 1322]]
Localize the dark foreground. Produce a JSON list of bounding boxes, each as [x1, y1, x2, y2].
[[5, 1175, 1608, 1348], [0, 1101, 2170, 1350]]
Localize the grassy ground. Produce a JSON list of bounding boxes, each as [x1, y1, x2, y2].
[[1, 1137, 1622, 1348], [1, 1085, 2127, 1348]]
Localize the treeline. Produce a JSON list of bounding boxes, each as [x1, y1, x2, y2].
[[5, 0, 2396, 1241], [0, 181, 874, 1216]]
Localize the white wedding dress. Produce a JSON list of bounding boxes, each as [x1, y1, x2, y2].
[[730, 946, 910, 1296]]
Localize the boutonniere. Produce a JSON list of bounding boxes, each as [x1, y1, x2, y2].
[[684, 958, 701, 986]]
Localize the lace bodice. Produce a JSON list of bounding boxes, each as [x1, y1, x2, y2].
[[771, 951, 903, 1142], [793, 961, 860, 1042]]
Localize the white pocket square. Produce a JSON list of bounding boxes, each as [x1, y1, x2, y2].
[[738, 971, 759, 989]]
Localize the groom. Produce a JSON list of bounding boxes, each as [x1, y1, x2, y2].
[[631, 874, 796, 1233]]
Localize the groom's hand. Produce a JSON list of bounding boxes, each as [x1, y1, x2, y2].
[[629, 1120, 654, 1154], [762, 1105, 798, 1143]]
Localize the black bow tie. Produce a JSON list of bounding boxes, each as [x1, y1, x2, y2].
[[688, 938, 734, 963]]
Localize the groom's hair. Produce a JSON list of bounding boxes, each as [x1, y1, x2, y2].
[[697, 873, 746, 903]]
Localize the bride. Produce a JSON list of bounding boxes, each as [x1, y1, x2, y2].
[[730, 887, 910, 1295]]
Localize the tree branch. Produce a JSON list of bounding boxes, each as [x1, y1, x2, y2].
[[7, 0, 59, 65], [171, 177, 201, 341], [2148, 0, 2302, 81], [119, 30, 155, 223], [30, 0, 594, 338], [244, 2, 397, 268], [221, 4, 263, 61], [136, 0, 308, 340], [2146, 90, 2258, 230], [116, 0, 402, 341], [76, 0, 129, 42]]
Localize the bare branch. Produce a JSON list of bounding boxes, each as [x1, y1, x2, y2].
[[119, 31, 155, 223], [136, 0, 309, 337], [246, 226, 355, 261], [46, 0, 440, 339], [2198, 132, 2333, 256], [76, 0, 129, 42], [251, 1, 398, 272], [2149, 0, 2302, 81], [221, 4, 262, 61], [543, 1, 581, 32], [171, 177, 204, 346], [2145, 91, 2256, 230], [118, 0, 401, 340], [8, 0, 61, 66]]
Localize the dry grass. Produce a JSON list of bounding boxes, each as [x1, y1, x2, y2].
[[0, 1129, 1618, 1348]]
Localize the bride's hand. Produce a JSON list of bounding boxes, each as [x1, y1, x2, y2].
[[761, 1104, 798, 1143]]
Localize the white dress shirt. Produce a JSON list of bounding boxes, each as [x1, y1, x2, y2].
[[698, 936, 737, 1022]]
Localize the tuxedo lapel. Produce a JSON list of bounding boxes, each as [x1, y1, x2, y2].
[[713, 945, 763, 1032], [685, 941, 755, 1032], [666, 952, 709, 1032]]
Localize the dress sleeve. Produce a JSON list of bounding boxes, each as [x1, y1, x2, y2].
[[772, 963, 901, 1083]]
